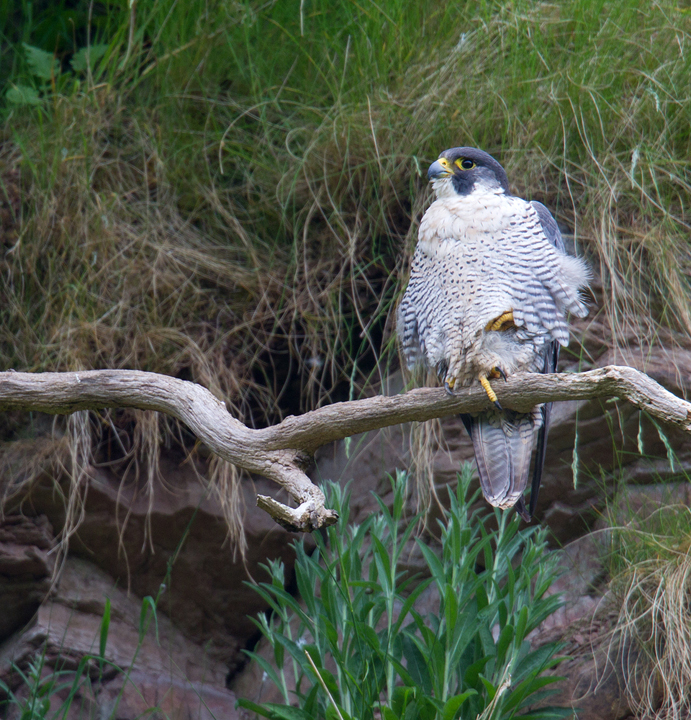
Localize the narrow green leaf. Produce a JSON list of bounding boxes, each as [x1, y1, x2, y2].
[[388, 653, 416, 687], [513, 644, 561, 682], [478, 673, 497, 701], [323, 617, 339, 648], [326, 706, 352, 720], [464, 655, 490, 688], [476, 583, 488, 611], [506, 557, 516, 600], [441, 690, 478, 720], [497, 598, 508, 628], [444, 583, 458, 631], [495, 623, 514, 664], [503, 674, 565, 712], [138, 596, 158, 641], [515, 605, 529, 644], [372, 535, 392, 580], [99, 598, 111, 660], [392, 577, 433, 635], [236, 699, 274, 718], [242, 650, 284, 690], [354, 621, 380, 651], [401, 634, 432, 694], [274, 636, 285, 668], [417, 541, 445, 582], [392, 685, 417, 716], [262, 702, 315, 720], [303, 684, 320, 716], [513, 708, 575, 720]]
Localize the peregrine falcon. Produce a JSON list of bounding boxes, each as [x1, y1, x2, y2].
[[398, 147, 590, 520]]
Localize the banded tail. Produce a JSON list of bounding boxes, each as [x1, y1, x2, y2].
[[461, 340, 558, 521]]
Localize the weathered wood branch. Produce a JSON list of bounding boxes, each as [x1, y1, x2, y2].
[[1, 366, 689, 531]]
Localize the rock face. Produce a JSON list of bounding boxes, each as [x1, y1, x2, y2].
[[0, 515, 55, 644], [0, 557, 239, 719], [17, 460, 307, 671], [0, 463, 306, 718]]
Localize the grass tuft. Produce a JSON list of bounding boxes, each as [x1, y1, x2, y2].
[[606, 491, 691, 719]]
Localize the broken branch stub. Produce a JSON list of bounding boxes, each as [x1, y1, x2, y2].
[[0, 366, 689, 531]]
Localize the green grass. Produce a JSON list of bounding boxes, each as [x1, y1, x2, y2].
[[2, 0, 690, 406]]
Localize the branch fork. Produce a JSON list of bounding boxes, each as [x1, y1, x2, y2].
[[1, 366, 689, 531]]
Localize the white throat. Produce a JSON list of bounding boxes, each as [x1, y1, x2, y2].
[[431, 176, 506, 200]]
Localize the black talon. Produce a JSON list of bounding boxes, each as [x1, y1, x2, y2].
[[494, 367, 507, 381], [493, 400, 503, 411], [444, 381, 455, 395]]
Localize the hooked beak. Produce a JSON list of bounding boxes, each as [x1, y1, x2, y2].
[[428, 159, 452, 181]]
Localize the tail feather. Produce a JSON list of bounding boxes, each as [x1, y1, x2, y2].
[[526, 403, 549, 520], [525, 339, 559, 519], [466, 410, 537, 510], [460, 340, 559, 520]]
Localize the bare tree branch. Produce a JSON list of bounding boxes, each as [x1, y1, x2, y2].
[[1, 366, 689, 531]]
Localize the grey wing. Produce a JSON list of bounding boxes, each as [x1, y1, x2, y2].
[[530, 199, 590, 318], [397, 250, 436, 369], [509, 204, 588, 345], [531, 201, 565, 252], [517, 201, 565, 521], [397, 293, 421, 368]]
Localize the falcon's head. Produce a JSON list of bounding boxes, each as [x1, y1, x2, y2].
[[427, 147, 510, 198]]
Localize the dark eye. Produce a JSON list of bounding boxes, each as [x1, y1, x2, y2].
[[461, 158, 475, 169]]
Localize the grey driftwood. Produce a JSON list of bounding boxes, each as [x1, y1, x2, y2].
[[0, 366, 689, 531]]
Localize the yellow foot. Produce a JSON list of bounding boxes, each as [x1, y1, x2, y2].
[[489, 366, 507, 380], [479, 373, 502, 411], [444, 377, 456, 394], [486, 310, 515, 332]]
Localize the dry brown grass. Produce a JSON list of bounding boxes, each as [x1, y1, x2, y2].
[[0, 92, 416, 553], [606, 500, 691, 719]]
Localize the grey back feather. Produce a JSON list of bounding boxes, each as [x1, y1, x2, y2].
[[531, 201, 565, 252]]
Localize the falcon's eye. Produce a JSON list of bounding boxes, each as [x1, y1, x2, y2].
[[456, 158, 476, 170]]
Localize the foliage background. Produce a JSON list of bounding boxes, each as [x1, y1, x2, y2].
[[2, 0, 691, 428]]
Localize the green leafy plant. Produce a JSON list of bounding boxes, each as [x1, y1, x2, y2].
[[5, 41, 110, 106], [240, 468, 570, 720]]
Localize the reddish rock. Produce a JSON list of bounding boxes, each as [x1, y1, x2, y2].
[[0, 558, 239, 720], [0, 515, 55, 643], [17, 457, 308, 672]]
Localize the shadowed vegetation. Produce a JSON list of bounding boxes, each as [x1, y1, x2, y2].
[[2, 0, 691, 412]]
